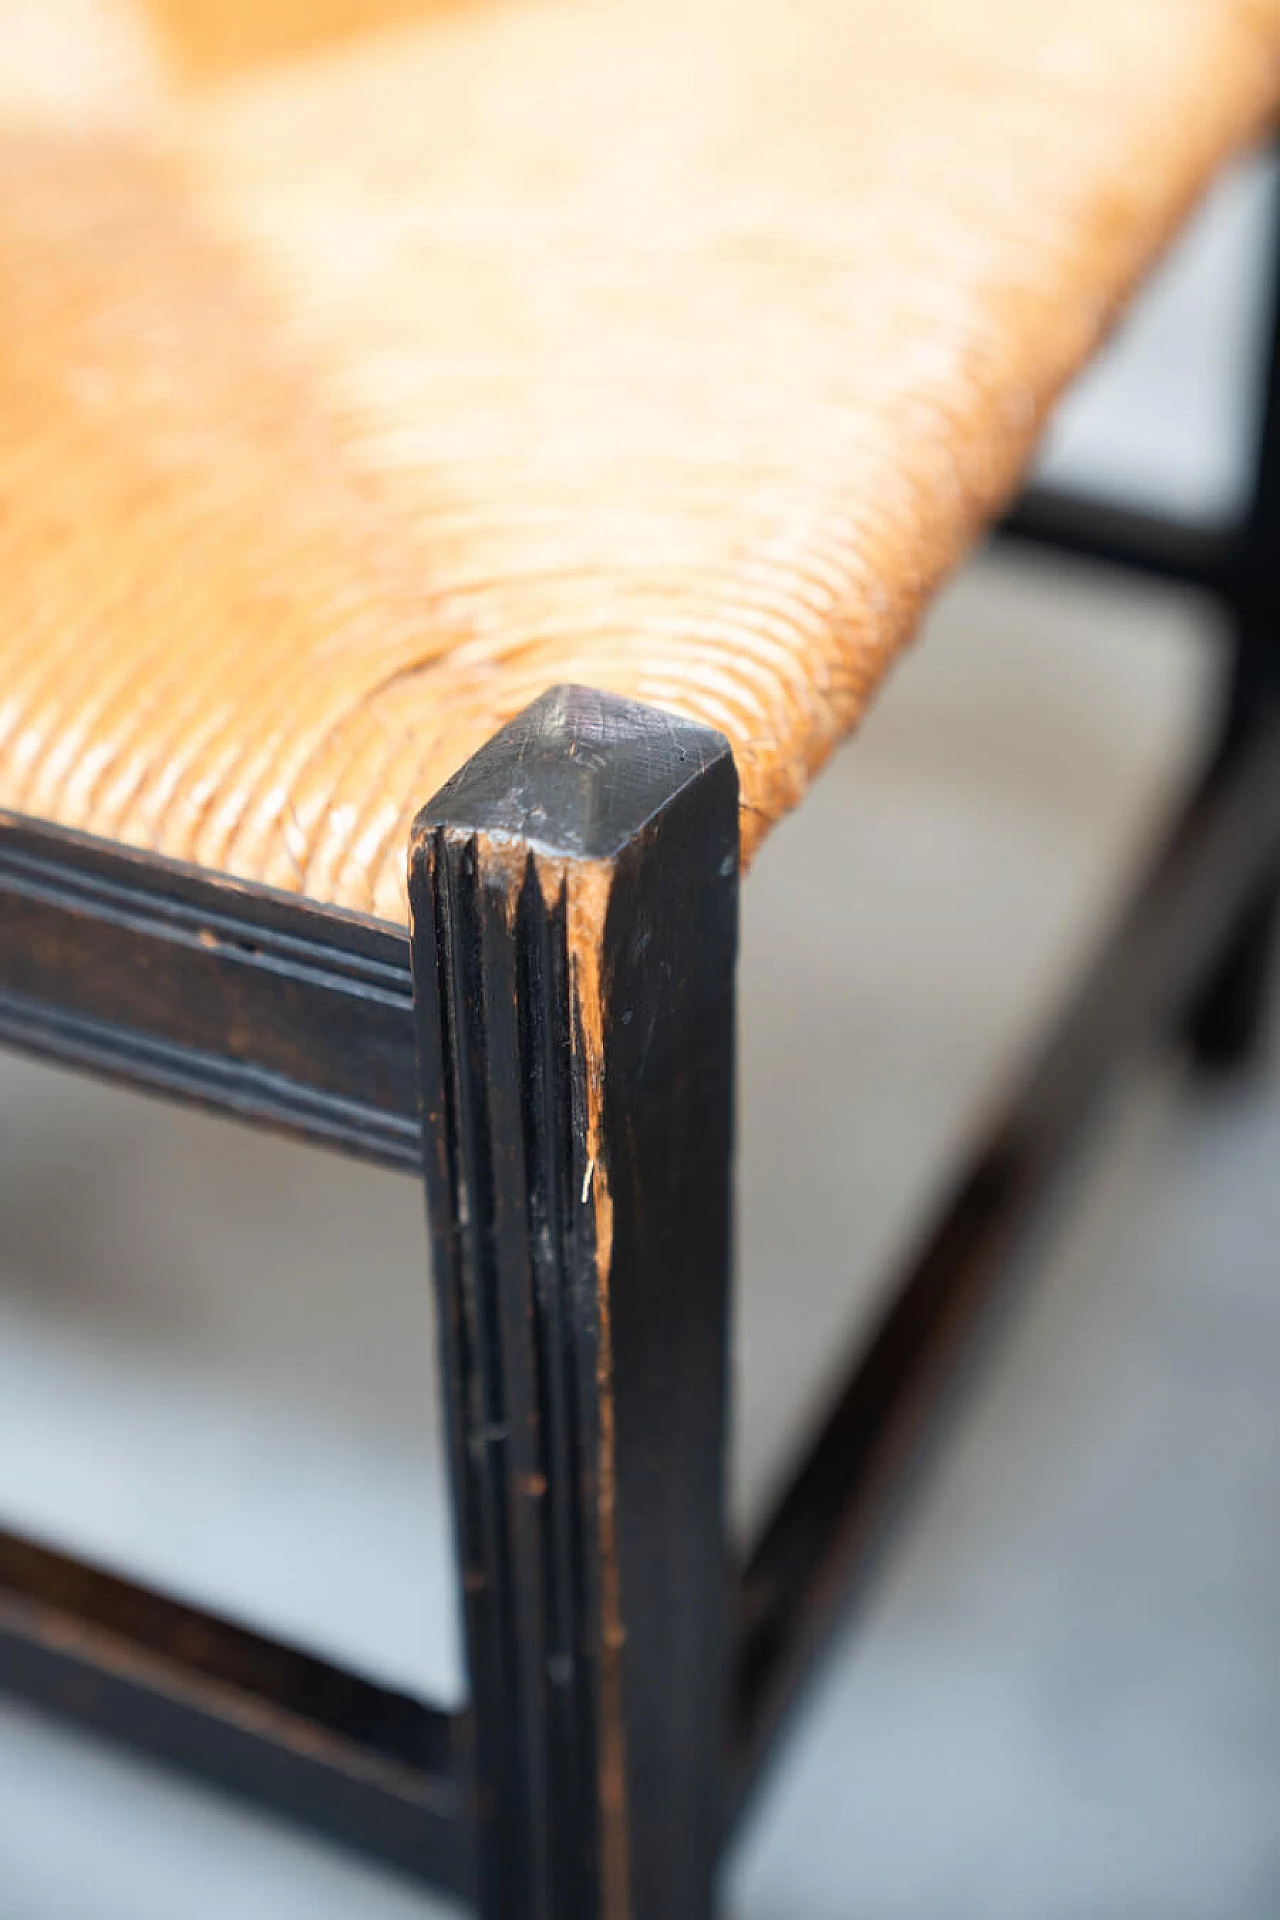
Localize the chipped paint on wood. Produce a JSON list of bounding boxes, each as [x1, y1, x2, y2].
[[559, 851, 630, 1920], [410, 685, 737, 1920]]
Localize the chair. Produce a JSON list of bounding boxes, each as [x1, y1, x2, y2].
[[2, 2, 1279, 1914]]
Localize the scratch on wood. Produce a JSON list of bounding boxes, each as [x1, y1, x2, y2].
[[559, 851, 631, 1920]]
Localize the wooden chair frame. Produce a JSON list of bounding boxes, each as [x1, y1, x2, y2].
[[1, 190, 1279, 1920]]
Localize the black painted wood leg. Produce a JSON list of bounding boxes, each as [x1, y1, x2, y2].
[[1185, 184, 1280, 1075], [1184, 857, 1278, 1071], [1185, 611, 1280, 1074], [408, 686, 739, 1920]]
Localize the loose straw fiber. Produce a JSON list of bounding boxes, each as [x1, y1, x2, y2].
[[1, 0, 1278, 921]]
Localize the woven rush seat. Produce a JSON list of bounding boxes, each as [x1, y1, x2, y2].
[[3, 0, 1279, 924]]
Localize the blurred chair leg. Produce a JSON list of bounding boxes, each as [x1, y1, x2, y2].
[[1184, 860, 1278, 1071], [409, 687, 739, 1920], [1185, 173, 1280, 1075]]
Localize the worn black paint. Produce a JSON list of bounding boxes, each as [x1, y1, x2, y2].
[[0, 177, 1278, 1910], [0, 811, 419, 1167], [411, 687, 738, 1920]]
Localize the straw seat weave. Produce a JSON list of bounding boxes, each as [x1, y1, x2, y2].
[[2, 0, 1279, 921]]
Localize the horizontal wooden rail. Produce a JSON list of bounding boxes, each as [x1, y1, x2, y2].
[[996, 483, 1234, 593], [0, 1527, 471, 1896], [0, 813, 420, 1170]]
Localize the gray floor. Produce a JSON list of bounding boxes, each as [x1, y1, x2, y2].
[[2, 155, 1279, 1917]]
